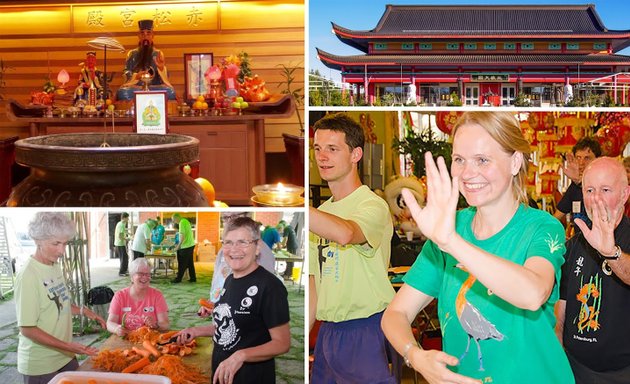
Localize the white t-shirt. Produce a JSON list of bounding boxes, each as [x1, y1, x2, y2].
[[131, 223, 151, 253]]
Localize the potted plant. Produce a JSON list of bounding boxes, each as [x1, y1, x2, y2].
[[393, 117, 452, 178], [278, 62, 304, 133]]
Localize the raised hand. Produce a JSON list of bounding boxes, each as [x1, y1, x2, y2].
[[574, 194, 617, 256], [562, 152, 580, 183], [402, 152, 459, 251]]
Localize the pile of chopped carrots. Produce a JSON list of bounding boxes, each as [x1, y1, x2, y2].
[[92, 348, 208, 384], [92, 349, 142, 373], [139, 354, 209, 384], [126, 326, 161, 344], [92, 330, 208, 384]]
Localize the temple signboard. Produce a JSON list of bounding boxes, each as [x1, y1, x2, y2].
[[471, 74, 510, 82]]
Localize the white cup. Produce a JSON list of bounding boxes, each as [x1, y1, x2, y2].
[[405, 231, 414, 241]]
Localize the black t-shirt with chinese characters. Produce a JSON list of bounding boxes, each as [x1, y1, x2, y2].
[[560, 216, 630, 372], [212, 266, 289, 383]]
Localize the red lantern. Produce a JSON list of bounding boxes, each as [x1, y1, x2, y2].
[[528, 112, 555, 131], [435, 111, 463, 135], [555, 125, 585, 154]]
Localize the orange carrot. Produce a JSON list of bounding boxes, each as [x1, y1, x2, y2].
[[143, 339, 161, 357], [159, 330, 179, 340], [122, 356, 150, 373], [198, 298, 214, 310], [132, 346, 150, 358]]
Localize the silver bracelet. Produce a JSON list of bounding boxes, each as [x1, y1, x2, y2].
[[402, 341, 419, 368]]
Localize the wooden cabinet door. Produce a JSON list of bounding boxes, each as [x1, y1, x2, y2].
[[172, 122, 253, 205]]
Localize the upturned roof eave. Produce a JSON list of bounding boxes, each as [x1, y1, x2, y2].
[[316, 49, 630, 69], [333, 26, 630, 41], [332, 23, 630, 53]]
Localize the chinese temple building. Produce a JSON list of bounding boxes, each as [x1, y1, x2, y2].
[[317, 4, 630, 106]]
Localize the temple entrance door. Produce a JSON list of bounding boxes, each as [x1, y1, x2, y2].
[[501, 85, 516, 106], [465, 85, 479, 106]]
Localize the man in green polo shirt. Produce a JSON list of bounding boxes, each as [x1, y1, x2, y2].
[[172, 213, 196, 283]]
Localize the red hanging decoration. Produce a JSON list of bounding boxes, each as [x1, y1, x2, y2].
[[595, 127, 622, 157], [435, 111, 463, 135], [527, 112, 555, 131]]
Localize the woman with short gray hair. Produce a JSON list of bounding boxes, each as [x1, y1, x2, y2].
[[15, 212, 106, 384], [107, 257, 169, 336]]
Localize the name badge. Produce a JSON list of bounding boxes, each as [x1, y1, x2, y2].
[[122, 307, 131, 312], [572, 201, 581, 213]]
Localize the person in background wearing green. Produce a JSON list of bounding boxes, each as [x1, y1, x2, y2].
[[115, 212, 130, 277], [172, 213, 196, 283], [278, 220, 299, 280]]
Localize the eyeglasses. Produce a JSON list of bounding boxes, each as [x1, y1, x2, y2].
[[135, 272, 152, 278], [222, 239, 258, 249]]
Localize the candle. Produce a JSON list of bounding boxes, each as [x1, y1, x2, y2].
[[271, 183, 292, 204], [252, 182, 304, 206]]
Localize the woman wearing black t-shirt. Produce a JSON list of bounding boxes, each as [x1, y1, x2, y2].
[[176, 216, 291, 384]]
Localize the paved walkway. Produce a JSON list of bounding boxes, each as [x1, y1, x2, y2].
[[0, 258, 305, 383]]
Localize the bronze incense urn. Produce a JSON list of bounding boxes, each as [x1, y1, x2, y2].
[[8, 133, 209, 207]]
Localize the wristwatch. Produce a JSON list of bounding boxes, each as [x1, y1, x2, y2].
[[600, 245, 621, 260]]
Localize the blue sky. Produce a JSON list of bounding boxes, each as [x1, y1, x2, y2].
[[308, 0, 630, 83]]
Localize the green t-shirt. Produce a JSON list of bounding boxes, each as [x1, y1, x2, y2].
[[404, 204, 574, 383], [179, 217, 195, 249], [309, 185, 395, 322], [114, 220, 127, 247], [15, 257, 74, 375]]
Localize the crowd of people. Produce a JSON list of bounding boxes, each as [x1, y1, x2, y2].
[[309, 112, 629, 384], [14, 212, 298, 383]]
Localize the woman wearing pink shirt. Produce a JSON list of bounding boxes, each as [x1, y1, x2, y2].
[[106, 258, 169, 336]]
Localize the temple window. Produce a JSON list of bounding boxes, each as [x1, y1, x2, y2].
[[374, 43, 388, 50], [593, 42, 607, 50], [521, 43, 534, 50], [484, 43, 496, 50], [548, 43, 561, 50], [446, 43, 459, 50], [402, 43, 414, 50], [464, 43, 477, 50], [503, 43, 516, 50], [567, 43, 580, 50], [419, 43, 432, 50]]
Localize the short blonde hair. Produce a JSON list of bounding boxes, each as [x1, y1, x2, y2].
[[453, 112, 531, 204]]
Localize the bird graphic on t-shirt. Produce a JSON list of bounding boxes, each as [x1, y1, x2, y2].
[[454, 264, 504, 371]]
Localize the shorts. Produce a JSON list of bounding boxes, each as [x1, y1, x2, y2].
[[311, 311, 399, 384]]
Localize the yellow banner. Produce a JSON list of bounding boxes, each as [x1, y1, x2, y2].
[[0, 3, 219, 35], [72, 3, 218, 33]]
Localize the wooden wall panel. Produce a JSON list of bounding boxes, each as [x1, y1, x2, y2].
[[0, 0, 304, 154]]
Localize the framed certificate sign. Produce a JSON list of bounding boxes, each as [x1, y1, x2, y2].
[[134, 91, 168, 134], [184, 53, 213, 103]]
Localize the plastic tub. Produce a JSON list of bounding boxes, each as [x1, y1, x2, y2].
[[48, 371, 171, 384]]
